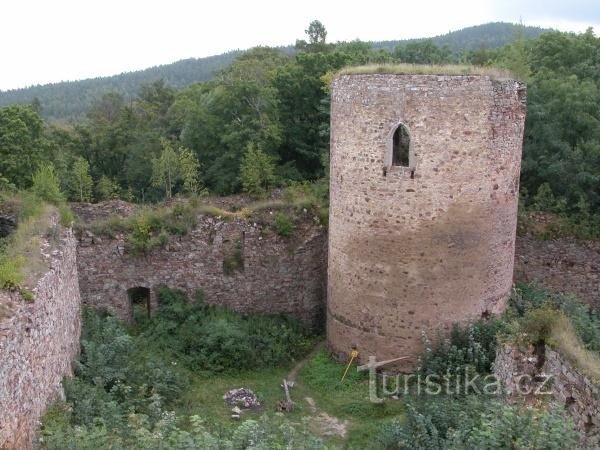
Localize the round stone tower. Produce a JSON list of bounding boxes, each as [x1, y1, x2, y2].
[[327, 72, 527, 370]]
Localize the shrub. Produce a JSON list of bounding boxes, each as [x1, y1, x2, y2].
[[519, 303, 559, 345], [274, 212, 294, 237], [374, 397, 579, 450], [0, 255, 23, 289], [95, 175, 120, 201], [31, 163, 64, 204], [419, 318, 505, 376], [511, 284, 600, 352], [240, 143, 277, 197], [58, 204, 74, 227], [138, 287, 314, 372]]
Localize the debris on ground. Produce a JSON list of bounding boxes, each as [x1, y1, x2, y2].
[[223, 387, 261, 409], [277, 379, 295, 412]]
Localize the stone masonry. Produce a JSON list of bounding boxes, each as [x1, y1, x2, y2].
[[328, 74, 527, 370], [0, 227, 81, 450], [494, 344, 600, 447], [75, 211, 327, 327]]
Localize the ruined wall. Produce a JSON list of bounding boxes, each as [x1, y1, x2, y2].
[[76, 214, 327, 327], [494, 344, 600, 447], [515, 235, 600, 308], [328, 74, 527, 369], [0, 228, 81, 450]]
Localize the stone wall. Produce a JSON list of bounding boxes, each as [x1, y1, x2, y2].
[[494, 344, 600, 447], [515, 234, 600, 308], [328, 74, 527, 370], [75, 212, 327, 327], [0, 227, 81, 450]]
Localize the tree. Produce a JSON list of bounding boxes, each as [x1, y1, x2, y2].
[[179, 147, 203, 196], [151, 139, 180, 199], [70, 157, 93, 202], [306, 20, 327, 46], [31, 163, 64, 204], [151, 138, 201, 199], [296, 20, 330, 53], [96, 176, 121, 201], [240, 143, 277, 197], [393, 40, 452, 64], [0, 105, 45, 188]]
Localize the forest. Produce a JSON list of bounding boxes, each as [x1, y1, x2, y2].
[[0, 22, 598, 237], [0, 22, 546, 121]]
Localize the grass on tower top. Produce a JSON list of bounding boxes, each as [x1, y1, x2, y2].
[[337, 63, 514, 79]]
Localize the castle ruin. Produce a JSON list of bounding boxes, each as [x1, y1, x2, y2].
[[327, 73, 527, 370]]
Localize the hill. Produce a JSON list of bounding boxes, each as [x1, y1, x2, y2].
[[0, 22, 547, 121], [371, 22, 547, 52]]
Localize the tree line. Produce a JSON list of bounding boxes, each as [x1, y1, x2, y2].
[[0, 23, 546, 122], [0, 22, 598, 233]]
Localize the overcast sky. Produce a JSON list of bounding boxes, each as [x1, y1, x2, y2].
[[1, 0, 598, 91]]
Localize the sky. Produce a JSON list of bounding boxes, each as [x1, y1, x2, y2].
[[1, 0, 598, 91]]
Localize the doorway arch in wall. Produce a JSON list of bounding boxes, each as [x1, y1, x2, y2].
[[127, 286, 151, 322]]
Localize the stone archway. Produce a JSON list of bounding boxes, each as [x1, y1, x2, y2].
[[127, 286, 151, 322]]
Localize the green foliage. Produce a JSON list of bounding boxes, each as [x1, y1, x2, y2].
[[375, 397, 578, 450], [31, 163, 64, 204], [419, 319, 505, 376], [510, 284, 600, 352], [274, 212, 294, 237], [518, 29, 600, 230], [0, 255, 23, 289], [0, 105, 44, 188], [69, 157, 93, 202], [240, 143, 277, 197], [151, 138, 202, 199], [95, 175, 120, 201], [58, 204, 74, 227], [126, 213, 169, 255], [519, 303, 559, 345], [393, 40, 452, 64], [137, 287, 314, 372]]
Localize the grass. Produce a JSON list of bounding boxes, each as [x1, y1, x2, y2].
[[338, 63, 514, 79], [550, 314, 600, 385], [0, 192, 59, 290], [79, 181, 330, 249], [175, 365, 298, 429], [295, 350, 406, 448], [171, 348, 406, 448]]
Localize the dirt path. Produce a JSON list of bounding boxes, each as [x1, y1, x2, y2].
[[284, 341, 350, 439], [287, 340, 325, 382]]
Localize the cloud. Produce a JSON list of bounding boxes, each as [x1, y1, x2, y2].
[[491, 0, 600, 24]]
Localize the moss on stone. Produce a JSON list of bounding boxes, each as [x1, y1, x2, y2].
[[337, 63, 514, 79]]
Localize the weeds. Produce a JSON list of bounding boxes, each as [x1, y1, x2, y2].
[[274, 212, 294, 237]]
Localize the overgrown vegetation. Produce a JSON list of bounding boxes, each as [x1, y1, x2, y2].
[[41, 288, 321, 448], [41, 283, 597, 448], [2, 23, 596, 238], [338, 63, 512, 77], [375, 396, 578, 450], [137, 287, 314, 372], [0, 165, 74, 292]]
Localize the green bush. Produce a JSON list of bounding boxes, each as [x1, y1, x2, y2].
[[511, 284, 600, 352], [95, 175, 121, 201], [31, 163, 64, 204], [274, 212, 294, 236], [0, 255, 23, 289], [58, 204, 74, 227], [138, 287, 314, 372], [419, 319, 505, 376], [375, 397, 578, 450]]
